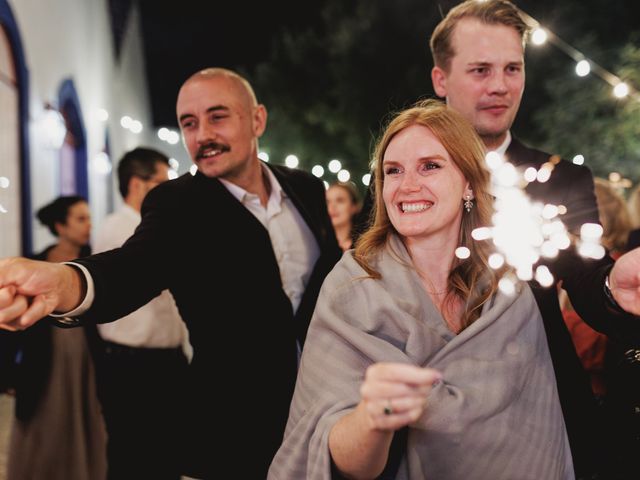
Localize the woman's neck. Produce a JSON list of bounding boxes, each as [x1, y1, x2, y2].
[[405, 236, 457, 290], [47, 239, 82, 263], [334, 223, 353, 251], [404, 235, 465, 333]]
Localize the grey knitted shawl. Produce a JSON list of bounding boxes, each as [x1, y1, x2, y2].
[[269, 235, 574, 480]]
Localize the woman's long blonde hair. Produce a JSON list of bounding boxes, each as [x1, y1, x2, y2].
[[354, 99, 501, 328]]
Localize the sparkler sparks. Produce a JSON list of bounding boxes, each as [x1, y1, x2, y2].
[[473, 152, 603, 294]]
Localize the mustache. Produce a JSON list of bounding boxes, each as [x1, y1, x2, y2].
[[196, 142, 231, 160]]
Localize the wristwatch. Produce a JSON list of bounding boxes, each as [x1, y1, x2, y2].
[[51, 316, 83, 328], [604, 273, 622, 311]]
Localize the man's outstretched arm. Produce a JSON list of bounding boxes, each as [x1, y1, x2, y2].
[[0, 258, 84, 330]]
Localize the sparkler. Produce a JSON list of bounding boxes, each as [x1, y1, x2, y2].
[[460, 152, 604, 294]]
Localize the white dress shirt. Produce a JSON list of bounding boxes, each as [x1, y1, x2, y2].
[[93, 204, 187, 349], [219, 164, 320, 314], [495, 130, 512, 157]]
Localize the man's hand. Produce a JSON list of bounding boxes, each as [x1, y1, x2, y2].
[[0, 257, 84, 330], [608, 247, 640, 315]]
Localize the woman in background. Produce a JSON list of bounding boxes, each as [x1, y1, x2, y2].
[[593, 178, 632, 258], [6, 195, 107, 480], [326, 182, 361, 251]]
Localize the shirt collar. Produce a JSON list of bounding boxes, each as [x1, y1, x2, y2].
[[493, 130, 512, 157], [218, 162, 286, 204], [121, 203, 141, 221]]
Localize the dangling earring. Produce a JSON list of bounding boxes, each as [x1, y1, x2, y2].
[[464, 194, 474, 213]]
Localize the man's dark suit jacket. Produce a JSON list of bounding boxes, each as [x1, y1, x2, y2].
[[357, 138, 640, 479], [74, 164, 341, 478], [626, 227, 640, 251]]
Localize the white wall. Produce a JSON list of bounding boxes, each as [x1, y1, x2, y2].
[[8, 0, 158, 252]]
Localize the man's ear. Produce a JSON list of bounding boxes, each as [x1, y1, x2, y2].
[[431, 66, 448, 98], [128, 176, 144, 197], [253, 104, 267, 138]]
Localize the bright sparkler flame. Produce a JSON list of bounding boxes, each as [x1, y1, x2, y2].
[[473, 152, 603, 294], [578, 223, 605, 259]]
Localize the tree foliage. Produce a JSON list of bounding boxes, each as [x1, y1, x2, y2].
[[246, 0, 640, 188], [250, 0, 443, 181]]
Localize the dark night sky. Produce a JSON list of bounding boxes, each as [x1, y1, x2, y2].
[[139, 0, 323, 128], [137, 0, 640, 131]]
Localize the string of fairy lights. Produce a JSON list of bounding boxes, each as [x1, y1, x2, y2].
[[83, 3, 640, 191], [246, 3, 640, 188], [517, 4, 638, 190], [519, 7, 640, 104], [1, 1, 637, 221], [0, 3, 619, 297]]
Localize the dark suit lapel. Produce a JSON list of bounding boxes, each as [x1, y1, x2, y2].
[[505, 137, 531, 167], [267, 164, 324, 246], [194, 170, 270, 237], [506, 136, 551, 169]]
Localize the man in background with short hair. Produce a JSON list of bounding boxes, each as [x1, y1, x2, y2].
[[429, 1, 639, 478], [93, 147, 189, 480]]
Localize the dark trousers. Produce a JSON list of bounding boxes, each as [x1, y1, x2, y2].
[[94, 340, 188, 480]]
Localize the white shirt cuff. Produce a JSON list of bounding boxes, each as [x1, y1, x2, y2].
[[48, 262, 95, 319]]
